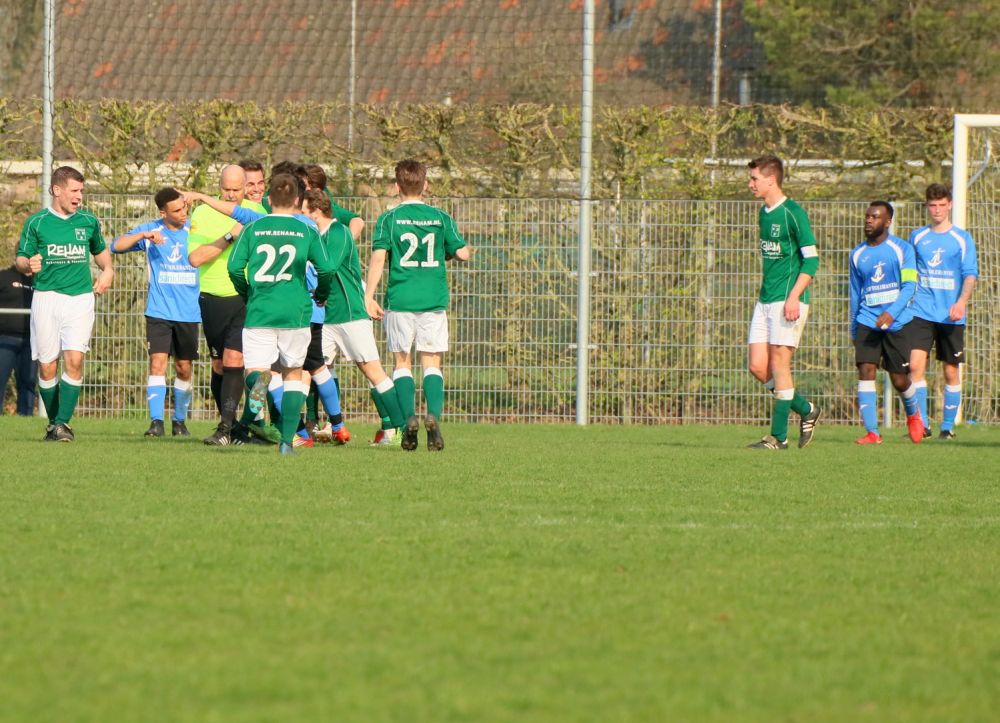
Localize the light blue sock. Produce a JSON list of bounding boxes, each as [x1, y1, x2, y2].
[[313, 368, 343, 430], [173, 379, 192, 421], [941, 384, 961, 431], [147, 375, 166, 421], [269, 382, 283, 413], [913, 380, 928, 429], [900, 383, 919, 417], [857, 380, 878, 434]]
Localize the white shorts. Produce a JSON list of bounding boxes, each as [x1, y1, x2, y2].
[[322, 319, 381, 363], [747, 301, 810, 347], [242, 327, 312, 369], [385, 310, 449, 354], [30, 290, 95, 363]]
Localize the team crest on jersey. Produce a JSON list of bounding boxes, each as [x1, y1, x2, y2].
[[928, 247, 944, 268], [75, 228, 88, 242], [871, 261, 885, 283], [770, 224, 782, 238], [167, 243, 183, 263]]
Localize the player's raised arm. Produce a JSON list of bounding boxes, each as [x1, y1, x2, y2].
[[188, 223, 242, 267], [111, 228, 163, 253]]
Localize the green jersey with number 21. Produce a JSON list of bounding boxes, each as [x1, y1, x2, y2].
[[372, 200, 467, 312]]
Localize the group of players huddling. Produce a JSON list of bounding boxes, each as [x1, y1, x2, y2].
[[745, 154, 978, 448], [16, 160, 470, 454], [15, 154, 977, 450]]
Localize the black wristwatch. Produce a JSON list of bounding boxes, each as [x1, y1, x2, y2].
[[223, 232, 234, 244]]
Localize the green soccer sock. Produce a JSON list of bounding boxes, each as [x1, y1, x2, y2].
[[423, 368, 444, 418], [372, 379, 405, 429], [790, 390, 811, 417], [770, 396, 793, 442], [279, 386, 307, 445], [38, 377, 59, 425], [393, 371, 416, 419], [369, 387, 393, 430], [54, 374, 82, 426]]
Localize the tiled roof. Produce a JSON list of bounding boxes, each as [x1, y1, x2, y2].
[[14, 0, 765, 106]]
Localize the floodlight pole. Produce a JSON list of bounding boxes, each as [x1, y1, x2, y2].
[[348, 0, 357, 152], [41, 0, 56, 206], [576, 0, 595, 426], [711, 0, 722, 110]]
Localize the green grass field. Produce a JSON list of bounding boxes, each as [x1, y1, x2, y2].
[[2, 417, 999, 722]]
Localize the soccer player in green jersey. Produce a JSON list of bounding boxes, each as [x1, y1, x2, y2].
[[745, 154, 821, 450], [187, 164, 268, 446], [365, 160, 471, 452], [264, 161, 364, 241], [239, 159, 266, 205], [302, 190, 406, 443], [15, 166, 115, 441], [227, 173, 335, 455]]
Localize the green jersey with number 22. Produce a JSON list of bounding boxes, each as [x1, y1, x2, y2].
[[227, 214, 334, 328]]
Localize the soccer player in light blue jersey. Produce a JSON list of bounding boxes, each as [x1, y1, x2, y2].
[[907, 184, 978, 440], [848, 202, 923, 445], [112, 187, 200, 437]]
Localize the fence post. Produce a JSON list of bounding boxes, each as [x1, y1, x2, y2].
[[41, 0, 56, 206], [576, 0, 595, 426]]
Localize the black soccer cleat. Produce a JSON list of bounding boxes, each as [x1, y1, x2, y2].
[[52, 423, 75, 442], [747, 434, 788, 450], [42, 424, 56, 442], [203, 423, 232, 446], [171, 420, 190, 437], [798, 403, 821, 449], [938, 429, 956, 440], [425, 414, 445, 451], [401, 415, 420, 451], [144, 420, 165, 438]]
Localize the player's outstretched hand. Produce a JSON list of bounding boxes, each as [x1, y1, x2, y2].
[[181, 190, 207, 206], [148, 231, 166, 245], [783, 297, 800, 322], [365, 297, 383, 320], [874, 312, 894, 330]]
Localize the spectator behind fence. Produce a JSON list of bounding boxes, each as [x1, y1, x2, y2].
[[0, 261, 37, 415]]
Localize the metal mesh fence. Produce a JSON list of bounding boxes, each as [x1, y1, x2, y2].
[[4, 1, 787, 109], [64, 194, 998, 426]]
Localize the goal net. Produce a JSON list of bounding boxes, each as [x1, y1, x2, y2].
[[953, 115, 1000, 424]]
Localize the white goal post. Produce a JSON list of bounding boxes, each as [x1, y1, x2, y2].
[[952, 114, 1000, 228], [951, 114, 1000, 426]]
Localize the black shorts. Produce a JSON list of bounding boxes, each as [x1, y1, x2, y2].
[[199, 293, 246, 359], [907, 316, 966, 364], [303, 322, 325, 373], [854, 324, 911, 374], [146, 317, 200, 359]]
